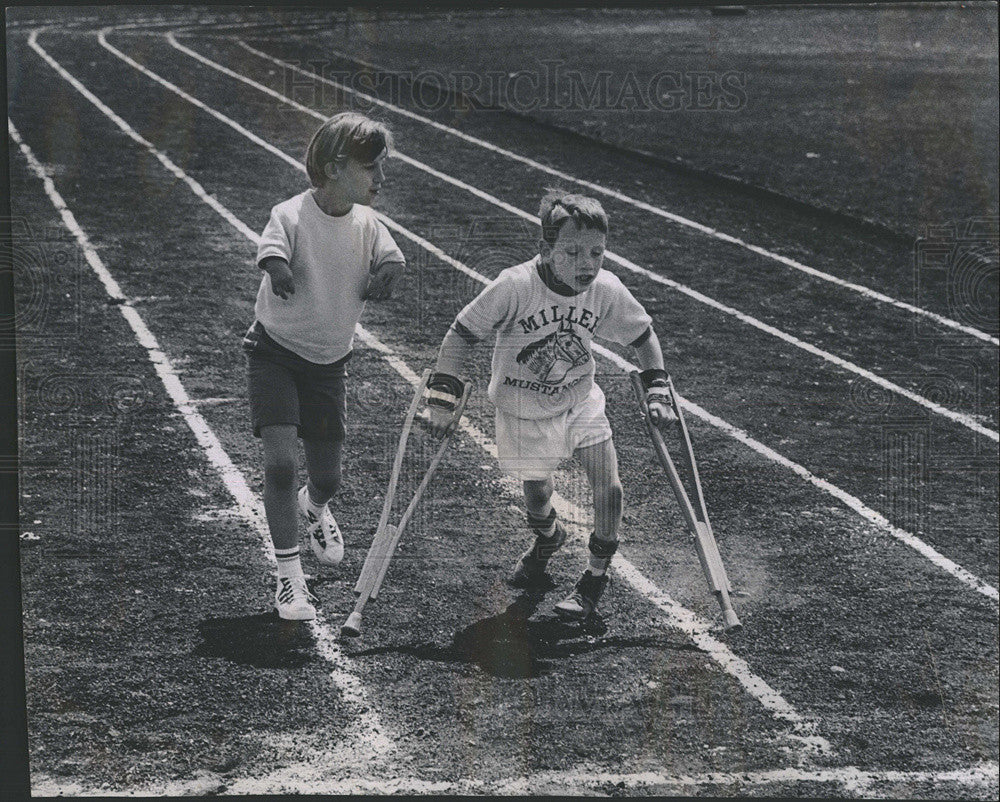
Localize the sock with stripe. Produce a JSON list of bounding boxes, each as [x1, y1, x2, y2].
[[275, 546, 304, 579], [588, 554, 610, 577], [587, 533, 618, 577], [527, 505, 557, 539]]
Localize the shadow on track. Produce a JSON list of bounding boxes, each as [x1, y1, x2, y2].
[[348, 591, 698, 678], [193, 612, 317, 669]]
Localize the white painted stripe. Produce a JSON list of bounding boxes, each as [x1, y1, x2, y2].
[[592, 345, 1000, 603], [30, 761, 1000, 797], [94, 30, 304, 172], [10, 107, 395, 768], [229, 37, 999, 348], [89, 27, 998, 601], [161, 31, 1000, 442], [189, 396, 240, 405], [22, 25, 998, 799], [14, 44, 832, 759], [27, 32, 259, 245], [501, 762, 1000, 796]]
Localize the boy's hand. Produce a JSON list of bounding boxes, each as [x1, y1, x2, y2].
[[639, 369, 678, 426], [364, 260, 405, 301], [647, 390, 678, 426], [423, 371, 465, 438], [265, 262, 295, 299], [426, 405, 458, 438]]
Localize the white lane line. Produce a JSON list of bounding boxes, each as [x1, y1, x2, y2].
[[19, 39, 835, 761], [9, 112, 395, 773], [502, 762, 1000, 796], [89, 27, 999, 602], [29, 761, 1000, 797], [189, 396, 240, 405], [162, 31, 1000, 442], [231, 35, 999, 349]]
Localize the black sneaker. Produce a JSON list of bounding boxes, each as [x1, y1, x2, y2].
[[508, 521, 567, 587], [554, 570, 609, 620]]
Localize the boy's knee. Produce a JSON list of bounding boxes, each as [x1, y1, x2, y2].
[[523, 478, 553, 508], [264, 457, 297, 491], [310, 470, 341, 499]]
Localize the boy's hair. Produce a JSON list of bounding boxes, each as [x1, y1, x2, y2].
[[538, 190, 609, 245], [305, 113, 394, 187]]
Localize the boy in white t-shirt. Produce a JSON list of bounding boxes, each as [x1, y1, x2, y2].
[[244, 113, 405, 620], [427, 192, 674, 620]]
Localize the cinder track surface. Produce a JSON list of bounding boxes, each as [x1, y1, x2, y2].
[[7, 7, 999, 798]]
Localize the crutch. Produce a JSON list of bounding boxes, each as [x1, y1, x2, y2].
[[630, 372, 742, 632], [340, 369, 472, 638]]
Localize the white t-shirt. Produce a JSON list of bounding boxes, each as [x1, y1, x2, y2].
[[456, 257, 652, 420], [254, 191, 404, 364]]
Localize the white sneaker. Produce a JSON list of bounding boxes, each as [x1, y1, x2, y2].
[[275, 575, 318, 621], [298, 486, 344, 566]]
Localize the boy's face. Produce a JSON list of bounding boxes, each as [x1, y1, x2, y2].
[[541, 222, 607, 293], [326, 149, 387, 205]]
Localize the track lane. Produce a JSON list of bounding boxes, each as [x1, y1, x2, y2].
[[223, 34, 996, 347], [194, 25, 996, 334], [7, 124, 366, 789], [155, 31, 1000, 440], [13, 29, 828, 780], [90, 27, 999, 590], [11, 25, 996, 788]]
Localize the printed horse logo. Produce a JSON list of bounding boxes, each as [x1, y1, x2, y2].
[[516, 322, 589, 384]]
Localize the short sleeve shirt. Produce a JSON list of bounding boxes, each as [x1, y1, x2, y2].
[[254, 191, 404, 364], [456, 257, 652, 419]]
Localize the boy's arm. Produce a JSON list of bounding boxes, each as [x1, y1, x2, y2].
[[259, 256, 294, 300], [363, 259, 406, 301], [633, 328, 677, 425], [426, 323, 478, 437]]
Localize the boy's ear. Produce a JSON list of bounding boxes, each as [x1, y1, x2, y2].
[[323, 160, 342, 180]]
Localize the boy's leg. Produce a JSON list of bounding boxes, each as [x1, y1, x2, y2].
[[295, 360, 347, 566], [261, 424, 317, 620], [576, 437, 623, 575], [299, 438, 345, 566], [302, 438, 343, 505], [524, 477, 554, 527], [496, 410, 570, 586], [246, 323, 317, 618], [510, 477, 568, 587], [261, 424, 301, 553], [554, 437, 621, 620]]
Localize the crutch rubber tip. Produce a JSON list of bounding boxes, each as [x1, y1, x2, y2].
[[340, 612, 363, 638], [723, 610, 742, 633]]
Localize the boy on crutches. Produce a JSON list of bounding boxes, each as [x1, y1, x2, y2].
[[427, 191, 674, 619]]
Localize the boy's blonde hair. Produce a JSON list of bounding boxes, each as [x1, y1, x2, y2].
[[538, 190, 609, 245], [305, 113, 394, 187]]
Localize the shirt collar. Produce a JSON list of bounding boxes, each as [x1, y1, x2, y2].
[[535, 256, 583, 297]]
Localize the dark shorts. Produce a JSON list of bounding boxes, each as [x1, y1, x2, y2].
[[243, 321, 350, 442]]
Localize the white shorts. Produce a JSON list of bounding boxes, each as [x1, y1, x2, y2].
[[495, 383, 613, 481]]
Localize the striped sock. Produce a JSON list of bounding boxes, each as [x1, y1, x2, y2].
[[588, 553, 611, 576], [527, 506, 557, 538], [275, 546, 304, 579]]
